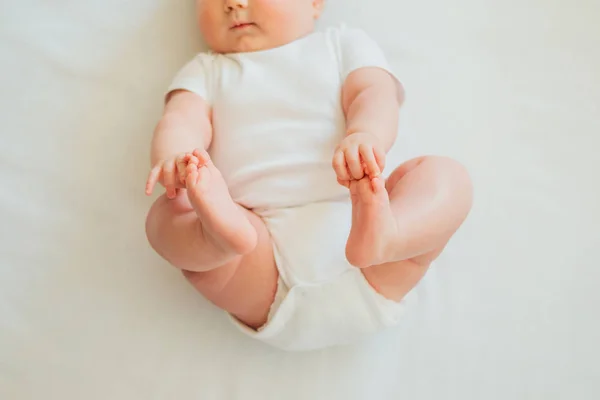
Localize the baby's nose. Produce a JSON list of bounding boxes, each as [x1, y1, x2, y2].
[[224, 0, 248, 12]]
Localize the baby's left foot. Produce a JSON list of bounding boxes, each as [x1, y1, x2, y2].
[[346, 176, 398, 268]]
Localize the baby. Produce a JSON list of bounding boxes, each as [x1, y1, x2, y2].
[[145, 0, 472, 351]]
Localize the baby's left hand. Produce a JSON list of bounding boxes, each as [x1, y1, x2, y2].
[[332, 132, 385, 187]]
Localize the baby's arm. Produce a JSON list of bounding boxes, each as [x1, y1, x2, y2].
[[150, 90, 212, 165], [146, 90, 212, 198], [334, 68, 404, 184], [342, 67, 403, 151]]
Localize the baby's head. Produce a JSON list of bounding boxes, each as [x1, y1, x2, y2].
[[196, 0, 324, 54]]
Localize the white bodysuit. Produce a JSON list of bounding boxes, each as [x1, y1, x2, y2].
[[168, 25, 416, 351]]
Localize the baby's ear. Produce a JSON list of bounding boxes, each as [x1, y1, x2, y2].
[[312, 0, 324, 18]]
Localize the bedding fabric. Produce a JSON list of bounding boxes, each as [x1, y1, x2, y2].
[[1, 0, 599, 399]]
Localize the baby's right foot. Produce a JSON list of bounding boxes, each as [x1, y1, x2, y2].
[[185, 150, 257, 256]]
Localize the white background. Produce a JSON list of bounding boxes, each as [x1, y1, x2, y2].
[[1, 0, 599, 399]]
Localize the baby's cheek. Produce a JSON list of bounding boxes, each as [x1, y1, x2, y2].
[[198, 14, 222, 48], [260, 0, 303, 31]]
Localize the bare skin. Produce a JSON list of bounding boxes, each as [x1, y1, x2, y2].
[[145, 0, 473, 330], [350, 156, 473, 302], [146, 150, 278, 329], [147, 149, 472, 327]]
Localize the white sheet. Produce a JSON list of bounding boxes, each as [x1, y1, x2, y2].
[[2, 0, 599, 398]]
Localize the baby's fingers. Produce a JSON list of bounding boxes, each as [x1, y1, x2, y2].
[[337, 178, 350, 188], [344, 147, 364, 180], [359, 144, 380, 178], [332, 148, 351, 182], [163, 159, 177, 199], [176, 154, 189, 185], [192, 148, 211, 166], [145, 164, 162, 196]]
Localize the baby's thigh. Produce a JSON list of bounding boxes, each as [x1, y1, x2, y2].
[[183, 209, 278, 330]]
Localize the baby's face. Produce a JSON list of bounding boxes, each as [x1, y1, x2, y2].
[[196, 0, 323, 53]]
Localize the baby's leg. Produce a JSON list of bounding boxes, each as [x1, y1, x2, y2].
[[346, 156, 473, 301], [146, 153, 278, 328]]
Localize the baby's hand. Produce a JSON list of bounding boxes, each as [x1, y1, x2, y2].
[[145, 151, 201, 199], [332, 132, 385, 188]]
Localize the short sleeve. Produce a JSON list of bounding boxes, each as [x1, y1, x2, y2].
[[166, 53, 214, 103], [337, 26, 398, 82]]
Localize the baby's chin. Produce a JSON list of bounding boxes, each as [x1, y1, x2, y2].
[[208, 34, 294, 54]]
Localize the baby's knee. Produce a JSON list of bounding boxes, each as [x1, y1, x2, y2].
[[144, 193, 188, 247], [145, 196, 168, 250], [430, 157, 474, 221], [425, 155, 463, 171], [428, 156, 472, 192]]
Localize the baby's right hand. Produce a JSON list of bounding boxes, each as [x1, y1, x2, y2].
[[145, 152, 200, 199]]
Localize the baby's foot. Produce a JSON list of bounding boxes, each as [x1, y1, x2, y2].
[[185, 150, 257, 256], [346, 176, 399, 268]]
